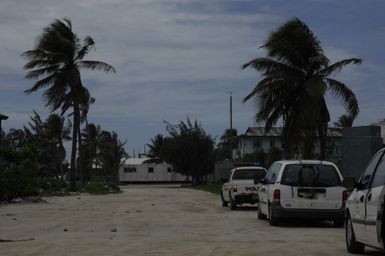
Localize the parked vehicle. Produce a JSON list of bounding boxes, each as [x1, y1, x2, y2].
[[257, 160, 346, 227], [344, 148, 385, 254], [221, 166, 267, 210]]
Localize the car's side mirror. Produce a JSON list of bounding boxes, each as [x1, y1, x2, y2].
[[342, 177, 357, 190]]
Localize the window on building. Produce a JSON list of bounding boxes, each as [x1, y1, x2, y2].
[[148, 167, 154, 173], [270, 139, 275, 148], [167, 167, 172, 173], [124, 167, 136, 173]]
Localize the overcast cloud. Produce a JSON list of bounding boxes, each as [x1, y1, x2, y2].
[[1, 0, 385, 155]]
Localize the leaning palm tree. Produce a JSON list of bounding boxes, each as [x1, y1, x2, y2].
[[22, 18, 115, 190], [243, 18, 361, 159]]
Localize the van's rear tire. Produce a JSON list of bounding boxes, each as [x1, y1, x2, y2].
[[257, 204, 267, 220], [221, 192, 228, 207], [346, 213, 365, 254], [229, 192, 237, 210], [269, 203, 279, 226]]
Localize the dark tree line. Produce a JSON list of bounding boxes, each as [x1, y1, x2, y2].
[[148, 119, 215, 185]]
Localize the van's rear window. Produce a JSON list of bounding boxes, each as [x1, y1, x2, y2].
[[232, 169, 266, 180], [281, 164, 341, 187]]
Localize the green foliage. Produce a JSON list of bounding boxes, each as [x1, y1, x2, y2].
[[243, 18, 361, 159], [98, 131, 127, 184], [158, 118, 215, 184], [240, 149, 267, 167], [0, 144, 40, 201], [82, 182, 121, 195], [194, 182, 223, 195], [22, 18, 115, 191], [267, 147, 283, 167]]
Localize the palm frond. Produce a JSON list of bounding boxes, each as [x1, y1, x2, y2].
[[325, 78, 359, 118], [76, 36, 95, 60], [78, 61, 116, 73], [319, 58, 362, 77], [24, 73, 58, 94], [25, 65, 60, 79], [242, 58, 301, 73]]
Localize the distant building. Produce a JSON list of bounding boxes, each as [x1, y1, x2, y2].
[[236, 127, 342, 163], [119, 157, 187, 183]]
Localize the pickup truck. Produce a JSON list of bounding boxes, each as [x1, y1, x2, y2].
[[221, 166, 267, 210]]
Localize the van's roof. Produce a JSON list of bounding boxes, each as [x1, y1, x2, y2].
[[273, 160, 336, 166]]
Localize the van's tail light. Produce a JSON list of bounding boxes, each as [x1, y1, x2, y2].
[[232, 184, 237, 193], [273, 189, 281, 203], [343, 191, 348, 202]]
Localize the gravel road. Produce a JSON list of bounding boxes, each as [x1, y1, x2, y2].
[[0, 185, 381, 255]]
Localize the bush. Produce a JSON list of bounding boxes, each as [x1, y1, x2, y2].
[[0, 159, 40, 201], [82, 182, 121, 195]]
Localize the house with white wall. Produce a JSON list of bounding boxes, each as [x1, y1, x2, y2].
[[119, 157, 186, 183]]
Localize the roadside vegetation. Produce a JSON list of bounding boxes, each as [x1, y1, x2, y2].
[[193, 182, 222, 195]]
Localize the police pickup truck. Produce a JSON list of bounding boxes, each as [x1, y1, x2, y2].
[[221, 166, 267, 210]]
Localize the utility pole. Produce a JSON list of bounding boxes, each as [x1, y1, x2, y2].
[[229, 92, 233, 162]]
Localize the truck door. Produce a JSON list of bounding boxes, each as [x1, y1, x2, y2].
[[353, 151, 384, 242], [365, 151, 385, 247]]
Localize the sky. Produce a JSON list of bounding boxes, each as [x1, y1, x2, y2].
[[1, 0, 385, 156]]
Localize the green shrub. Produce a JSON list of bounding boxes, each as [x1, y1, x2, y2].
[[82, 182, 121, 195], [0, 159, 40, 201]]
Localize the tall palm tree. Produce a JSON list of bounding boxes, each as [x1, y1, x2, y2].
[[22, 18, 115, 190], [243, 18, 361, 159]]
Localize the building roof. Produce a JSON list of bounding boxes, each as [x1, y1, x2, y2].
[[0, 113, 8, 120], [240, 127, 342, 137], [122, 158, 151, 165]]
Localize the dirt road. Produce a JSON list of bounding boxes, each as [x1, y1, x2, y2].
[[0, 185, 380, 255]]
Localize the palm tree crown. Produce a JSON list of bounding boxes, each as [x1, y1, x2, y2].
[[243, 18, 361, 159]]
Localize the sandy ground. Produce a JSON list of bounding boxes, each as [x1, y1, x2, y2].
[[0, 185, 382, 256]]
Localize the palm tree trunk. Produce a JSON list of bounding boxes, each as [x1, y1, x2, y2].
[[70, 104, 80, 191], [318, 123, 327, 161]]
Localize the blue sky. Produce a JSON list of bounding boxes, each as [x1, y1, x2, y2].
[[0, 0, 384, 156]]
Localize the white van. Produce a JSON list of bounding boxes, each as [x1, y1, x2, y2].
[[257, 160, 346, 226], [344, 148, 385, 254]]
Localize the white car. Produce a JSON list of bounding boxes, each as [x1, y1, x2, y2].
[[344, 148, 385, 254], [257, 160, 346, 227], [221, 166, 267, 210]]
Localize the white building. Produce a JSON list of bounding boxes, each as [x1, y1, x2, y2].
[[119, 157, 186, 182], [237, 127, 342, 162]]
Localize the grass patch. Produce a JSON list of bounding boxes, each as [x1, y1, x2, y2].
[[193, 182, 223, 195], [82, 182, 121, 195]]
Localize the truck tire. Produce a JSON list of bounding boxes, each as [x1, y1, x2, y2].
[[257, 204, 267, 220], [346, 213, 365, 254], [229, 191, 237, 210], [269, 203, 279, 226], [333, 218, 344, 228], [221, 192, 228, 207]]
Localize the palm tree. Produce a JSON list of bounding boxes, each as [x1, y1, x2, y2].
[[22, 18, 115, 190], [43, 114, 71, 178], [80, 123, 101, 182], [242, 18, 361, 159], [334, 114, 355, 128], [98, 131, 127, 184]]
